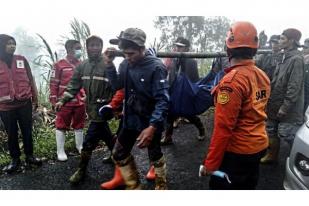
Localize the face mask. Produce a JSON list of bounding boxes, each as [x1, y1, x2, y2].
[[74, 49, 82, 59]]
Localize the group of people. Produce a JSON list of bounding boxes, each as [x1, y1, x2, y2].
[[0, 20, 307, 190]]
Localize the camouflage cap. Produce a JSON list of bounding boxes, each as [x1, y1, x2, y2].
[[110, 28, 146, 47], [109, 31, 122, 45], [121, 28, 146, 46]]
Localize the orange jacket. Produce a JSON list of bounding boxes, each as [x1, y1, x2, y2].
[[204, 59, 270, 171]]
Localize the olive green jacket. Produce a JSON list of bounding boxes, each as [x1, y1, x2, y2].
[[255, 52, 282, 81], [267, 49, 304, 123], [60, 57, 116, 122]]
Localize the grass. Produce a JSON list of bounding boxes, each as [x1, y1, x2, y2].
[[0, 118, 120, 167]]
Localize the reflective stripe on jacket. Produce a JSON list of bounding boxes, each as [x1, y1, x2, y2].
[[60, 57, 116, 122], [50, 57, 85, 106]]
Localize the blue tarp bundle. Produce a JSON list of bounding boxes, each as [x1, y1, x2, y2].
[[169, 70, 224, 116]]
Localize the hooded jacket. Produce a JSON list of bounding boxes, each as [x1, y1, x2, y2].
[[60, 56, 116, 122], [267, 49, 304, 123], [0, 34, 38, 111], [0, 34, 15, 67], [111, 55, 169, 132]]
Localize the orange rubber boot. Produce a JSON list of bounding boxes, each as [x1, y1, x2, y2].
[[146, 165, 156, 181], [100, 166, 125, 189]]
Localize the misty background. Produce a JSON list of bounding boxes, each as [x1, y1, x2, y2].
[[1, 0, 309, 105]]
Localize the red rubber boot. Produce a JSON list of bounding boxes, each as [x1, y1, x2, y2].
[[100, 166, 125, 189]]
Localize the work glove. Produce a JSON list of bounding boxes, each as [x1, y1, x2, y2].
[[98, 105, 114, 121]]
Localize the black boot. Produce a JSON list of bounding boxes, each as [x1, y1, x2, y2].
[[195, 119, 206, 141], [3, 158, 21, 174], [69, 150, 92, 184], [197, 127, 206, 141], [25, 156, 42, 166]]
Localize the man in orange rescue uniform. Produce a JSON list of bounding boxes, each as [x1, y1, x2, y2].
[[200, 21, 270, 189]]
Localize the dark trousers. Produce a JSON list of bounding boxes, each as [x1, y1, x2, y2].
[[165, 114, 204, 136], [112, 128, 163, 162], [0, 100, 33, 159], [209, 150, 266, 190], [82, 121, 114, 152]]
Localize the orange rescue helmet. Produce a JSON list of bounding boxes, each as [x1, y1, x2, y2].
[[226, 21, 259, 49]]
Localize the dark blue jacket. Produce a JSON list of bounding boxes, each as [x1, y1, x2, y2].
[[109, 55, 169, 132]]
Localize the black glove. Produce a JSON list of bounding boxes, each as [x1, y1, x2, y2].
[[98, 105, 114, 121]]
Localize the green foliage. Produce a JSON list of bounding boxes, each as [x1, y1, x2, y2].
[[0, 153, 10, 167], [0, 118, 120, 167], [198, 60, 213, 77], [0, 19, 122, 168], [32, 123, 57, 159], [60, 18, 91, 60], [154, 16, 231, 53], [33, 34, 58, 105], [34, 18, 91, 106], [154, 16, 231, 76], [149, 37, 165, 51], [0, 123, 76, 167], [0, 131, 10, 166], [32, 123, 81, 159]]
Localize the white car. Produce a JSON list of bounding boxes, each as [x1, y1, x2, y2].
[[284, 107, 309, 190]]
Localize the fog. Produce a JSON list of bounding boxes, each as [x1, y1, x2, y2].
[[1, 0, 309, 50]]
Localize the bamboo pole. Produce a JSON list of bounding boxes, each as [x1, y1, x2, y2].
[[110, 50, 272, 58]]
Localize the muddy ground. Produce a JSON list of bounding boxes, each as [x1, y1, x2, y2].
[[0, 111, 288, 190]]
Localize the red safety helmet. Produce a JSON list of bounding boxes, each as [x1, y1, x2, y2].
[[226, 21, 259, 49]]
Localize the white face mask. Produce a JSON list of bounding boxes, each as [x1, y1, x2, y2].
[[74, 49, 82, 59]]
